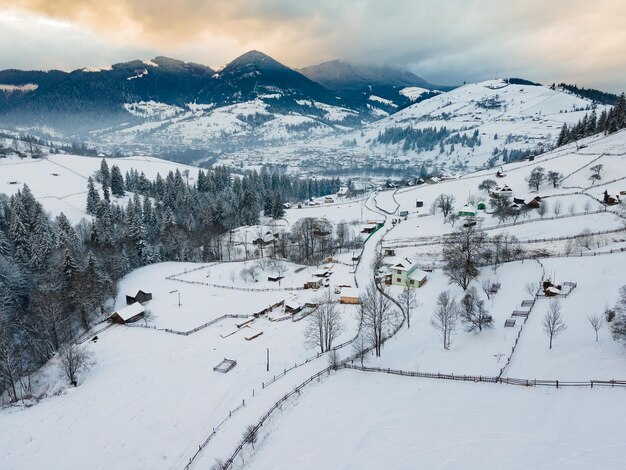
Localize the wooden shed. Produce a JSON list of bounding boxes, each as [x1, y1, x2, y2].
[[126, 290, 153, 305], [339, 288, 360, 304], [109, 302, 145, 324]]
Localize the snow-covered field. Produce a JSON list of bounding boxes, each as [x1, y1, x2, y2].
[[2, 128, 626, 470], [245, 371, 626, 470], [0, 154, 201, 223]]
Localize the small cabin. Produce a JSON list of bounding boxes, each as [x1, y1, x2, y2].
[[415, 200, 424, 208], [384, 248, 396, 257], [109, 303, 145, 324], [304, 278, 323, 289], [126, 290, 153, 305], [339, 288, 360, 304], [284, 301, 303, 314], [324, 196, 335, 204]]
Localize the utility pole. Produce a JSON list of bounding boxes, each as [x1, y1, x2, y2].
[[178, 292, 181, 307], [266, 348, 270, 372]]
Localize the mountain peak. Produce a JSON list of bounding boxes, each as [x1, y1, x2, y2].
[[301, 59, 439, 92]]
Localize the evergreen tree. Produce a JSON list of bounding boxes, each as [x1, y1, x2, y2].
[[86, 177, 100, 214], [100, 159, 110, 186], [272, 192, 285, 219], [62, 249, 79, 280], [110, 165, 125, 197], [263, 190, 273, 217]]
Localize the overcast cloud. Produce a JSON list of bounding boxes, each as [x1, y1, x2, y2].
[[1, 0, 625, 91]]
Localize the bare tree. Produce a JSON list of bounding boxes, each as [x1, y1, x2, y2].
[[481, 279, 496, 300], [460, 285, 493, 332], [490, 194, 513, 224], [526, 166, 546, 191], [352, 333, 368, 366], [447, 212, 459, 227], [435, 194, 456, 218], [547, 170, 563, 188], [304, 290, 344, 353], [430, 290, 460, 350], [59, 344, 92, 386], [583, 199, 592, 214], [0, 325, 22, 401], [398, 284, 417, 329], [210, 459, 225, 470], [542, 299, 567, 349], [269, 261, 288, 286], [443, 226, 487, 290], [537, 202, 548, 219], [359, 281, 396, 357], [336, 220, 349, 253], [576, 228, 593, 250], [553, 200, 562, 217], [243, 424, 258, 449], [568, 202, 576, 215], [587, 314, 603, 342], [525, 282, 539, 298]]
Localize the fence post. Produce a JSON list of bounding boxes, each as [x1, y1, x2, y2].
[[556, 380, 559, 389]]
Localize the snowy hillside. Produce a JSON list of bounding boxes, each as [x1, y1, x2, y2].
[[328, 79, 606, 170], [0, 151, 201, 223], [96, 98, 361, 148], [3, 129, 626, 470], [210, 80, 610, 174]]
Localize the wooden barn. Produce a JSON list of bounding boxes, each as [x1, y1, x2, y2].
[[126, 290, 153, 305], [109, 302, 145, 324], [339, 288, 360, 304]]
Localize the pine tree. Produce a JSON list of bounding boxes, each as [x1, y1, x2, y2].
[[556, 123, 568, 147], [110, 165, 125, 197], [263, 190, 273, 216], [57, 212, 80, 251], [86, 177, 100, 214], [0, 230, 10, 255], [272, 192, 285, 219], [63, 249, 79, 279], [100, 159, 110, 186]]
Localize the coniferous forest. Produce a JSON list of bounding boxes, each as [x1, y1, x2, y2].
[[0, 162, 346, 398]]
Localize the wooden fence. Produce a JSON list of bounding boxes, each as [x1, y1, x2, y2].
[[125, 314, 250, 336], [343, 364, 626, 389]]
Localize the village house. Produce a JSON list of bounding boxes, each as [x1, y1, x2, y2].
[[457, 204, 476, 218], [390, 259, 428, 288], [489, 184, 513, 198], [108, 302, 146, 324]]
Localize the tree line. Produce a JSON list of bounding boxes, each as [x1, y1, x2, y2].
[[0, 159, 350, 400], [556, 93, 626, 147]]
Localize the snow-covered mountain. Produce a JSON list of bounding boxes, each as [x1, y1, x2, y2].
[[0, 55, 613, 170], [320, 79, 607, 171], [0, 51, 378, 140], [299, 59, 448, 112]]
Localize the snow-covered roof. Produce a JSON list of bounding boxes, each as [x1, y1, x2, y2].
[[112, 302, 145, 321], [340, 288, 360, 298], [459, 204, 476, 213], [285, 301, 302, 310], [408, 269, 428, 282], [391, 259, 413, 271]]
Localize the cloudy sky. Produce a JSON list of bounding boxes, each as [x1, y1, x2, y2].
[[1, 0, 625, 91]]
